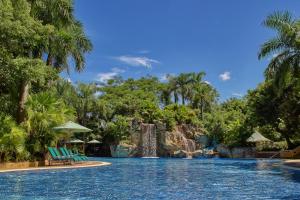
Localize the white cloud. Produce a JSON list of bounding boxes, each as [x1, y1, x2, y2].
[[203, 80, 211, 85], [96, 67, 125, 83], [219, 71, 231, 81], [232, 92, 243, 97], [114, 55, 159, 68]]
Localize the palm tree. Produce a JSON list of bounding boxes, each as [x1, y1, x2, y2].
[[167, 74, 180, 104], [24, 92, 74, 160], [258, 11, 300, 91], [160, 83, 173, 106], [192, 83, 218, 120], [30, 0, 92, 72], [75, 83, 97, 126], [17, 0, 92, 123], [174, 73, 193, 105]]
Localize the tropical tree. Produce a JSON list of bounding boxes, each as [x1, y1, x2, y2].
[[29, 0, 93, 72], [175, 73, 193, 105], [187, 72, 218, 120], [23, 92, 74, 160], [258, 11, 300, 91], [0, 0, 55, 122]]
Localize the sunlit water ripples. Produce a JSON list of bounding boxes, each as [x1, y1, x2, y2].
[[0, 158, 300, 200]]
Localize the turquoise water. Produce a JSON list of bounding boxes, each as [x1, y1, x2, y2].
[[0, 158, 300, 199]]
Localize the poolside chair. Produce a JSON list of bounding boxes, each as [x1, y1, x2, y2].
[[48, 147, 71, 166], [68, 149, 89, 161], [59, 147, 83, 162]]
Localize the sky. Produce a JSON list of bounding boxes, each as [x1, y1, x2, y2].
[[64, 0, 300, 101]]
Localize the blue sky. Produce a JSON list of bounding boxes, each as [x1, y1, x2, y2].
[[65, 0, 300, 101]]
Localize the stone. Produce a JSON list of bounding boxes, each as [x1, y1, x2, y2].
[[173, 150, 188, 158], [192, 150, 203, 158], [216, 144, 255, 158], [110, 144, 136, 158]]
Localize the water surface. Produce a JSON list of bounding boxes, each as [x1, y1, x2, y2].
[[0, 158, 299, 200]]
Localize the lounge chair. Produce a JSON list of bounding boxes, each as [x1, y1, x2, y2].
[[60, 147, 83, 162], [48, 147, 71, 166], [68, 149, 88, 161]]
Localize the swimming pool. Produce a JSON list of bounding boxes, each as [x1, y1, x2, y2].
[[0, 158, 299, 200]]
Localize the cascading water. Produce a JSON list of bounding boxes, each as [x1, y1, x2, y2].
[[171, 132, 196, 153], [140, 124, 157, 157], [169, 131, 196, 158]]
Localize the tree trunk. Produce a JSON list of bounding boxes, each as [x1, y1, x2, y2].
[[200, 98, 204, 121], [282, 132, 294, 149], [174, 92, 178, 104], [182, 93, 185, 105], [46, 53, 53, 66], [17, 80, 29, 124]]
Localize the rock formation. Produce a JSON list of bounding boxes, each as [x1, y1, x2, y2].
[[111, 121, 207, 158]]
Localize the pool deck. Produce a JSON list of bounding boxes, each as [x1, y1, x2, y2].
[[282, 160, 300, 170], [0, 161, 111, 173]]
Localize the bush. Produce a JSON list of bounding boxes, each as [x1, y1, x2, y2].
[[0, 114, 29, 162], [163, 104, 201, 130]]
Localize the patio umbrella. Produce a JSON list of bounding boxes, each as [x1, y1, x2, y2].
[[246, 131, 271, 143], [53, 121, 92, 133], [68, 139, 84, 144], [53, 121, 92, 152], [87, 139, 100, 144], [87, 139, 100, 154]]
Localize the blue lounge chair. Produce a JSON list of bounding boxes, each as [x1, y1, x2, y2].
[[60, 147, 83, 162], [48, 147, 71, 165], [68, 149, 88, 161]]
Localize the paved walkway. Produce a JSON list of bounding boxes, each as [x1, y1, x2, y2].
[[0, 161, 111, 173]]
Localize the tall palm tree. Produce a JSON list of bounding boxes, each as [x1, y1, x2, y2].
[[191, 83, 218, 120], [175, 73, 193, 105], [258, 11, 300, 91], [16, 0, 92, 123], [30, 0, 92, 72], [167, 74, 179, 104], [49, 21, 93, 72], [160, 83, 173, 106]]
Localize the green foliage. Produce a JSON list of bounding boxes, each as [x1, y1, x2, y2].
[[204, 98, 251, 147], [0, 114, 28, 161], [106, 115, 131, 143], [163, 104, 201, 130], [23, 92, 75, 160], [258, 11, 300, 93]]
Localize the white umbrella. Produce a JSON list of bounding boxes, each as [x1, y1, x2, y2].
[[87, 139, 100, 144], [68, 139, 84, 144], [87, 139, 100, 154], [53, 121, 92, 133], [247, 131, 271, 143]]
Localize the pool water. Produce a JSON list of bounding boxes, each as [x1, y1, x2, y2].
[[0, 158, 300, 200]]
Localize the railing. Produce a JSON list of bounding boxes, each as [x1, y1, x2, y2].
[[269, 152, 280, 159]]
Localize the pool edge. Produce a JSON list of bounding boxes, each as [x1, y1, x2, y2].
[[0, 161, 111, 173]]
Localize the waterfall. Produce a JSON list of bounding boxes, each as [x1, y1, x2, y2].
[[171, 131, 196, 153], [140, 124, 157, 157]]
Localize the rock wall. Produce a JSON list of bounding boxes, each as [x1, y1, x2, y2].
[[156, 123, 205, 157], [113, 121, 206, 158], [217, 144, 256, 158]]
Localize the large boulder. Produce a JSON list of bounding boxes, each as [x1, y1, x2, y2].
[[173, 150, 188, 158], [216, 144, 232, 157], [110, 144, 136, 158], [216, 144, 255, 158], [192, 149, 203, 158]]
